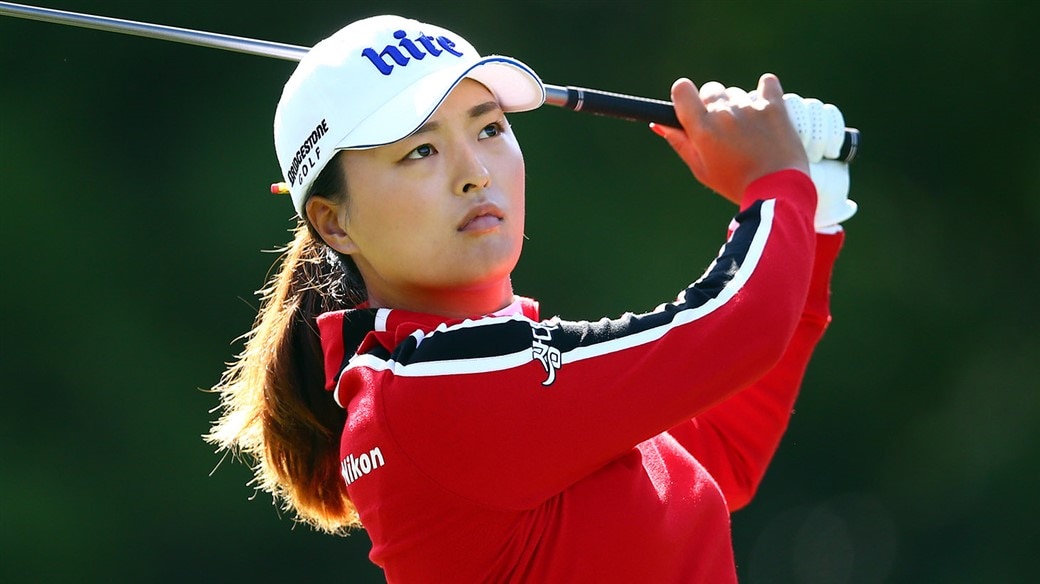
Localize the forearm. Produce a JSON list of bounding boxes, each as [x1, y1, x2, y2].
[[668, 231, 843, 510]]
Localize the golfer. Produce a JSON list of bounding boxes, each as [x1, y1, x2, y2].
[[208, 14, 855, 583]]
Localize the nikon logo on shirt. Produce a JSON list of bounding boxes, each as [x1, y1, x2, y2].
[[341, 446, 385, 486]]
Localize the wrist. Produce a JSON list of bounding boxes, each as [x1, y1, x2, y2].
[[741, 168, 816, 213]]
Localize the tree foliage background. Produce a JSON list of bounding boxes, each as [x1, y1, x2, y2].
[[2, 1, 1037, 582]]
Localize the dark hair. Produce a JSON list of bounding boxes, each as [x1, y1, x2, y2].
[[207, 152, 368, 533]]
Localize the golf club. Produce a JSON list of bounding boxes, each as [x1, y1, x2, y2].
[[0, 1, 860, 163]]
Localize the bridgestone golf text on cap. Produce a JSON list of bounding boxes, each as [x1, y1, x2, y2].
[[287, 119, 329, 186]]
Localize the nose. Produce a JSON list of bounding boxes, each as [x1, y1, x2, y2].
[[454, 146, 491, 196]]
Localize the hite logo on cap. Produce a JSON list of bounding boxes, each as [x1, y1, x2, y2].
[[287, 118, 329, 187], [361, 30, 464, 76]]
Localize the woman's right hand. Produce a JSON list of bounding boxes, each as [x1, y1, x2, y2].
[[651, 73, 810, 205]]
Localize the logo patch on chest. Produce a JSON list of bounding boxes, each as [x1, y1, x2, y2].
[[341, 446, 385, 486], [531, 322, 563, 386]]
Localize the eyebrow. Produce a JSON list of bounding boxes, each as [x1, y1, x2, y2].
[[411, 100, 503, 136]]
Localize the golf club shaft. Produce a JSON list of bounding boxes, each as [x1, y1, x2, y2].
[[0, 1, 307, 60], [0, 1, 859, 163]]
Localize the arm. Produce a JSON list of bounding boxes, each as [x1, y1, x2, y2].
[[338, 75, 817, 509], [341, 171, 817, 509], [666, 231, 844, 511]]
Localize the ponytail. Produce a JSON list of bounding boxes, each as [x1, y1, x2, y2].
[[207, 155, 365, 534]]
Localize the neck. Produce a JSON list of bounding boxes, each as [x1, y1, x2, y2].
[[365, 279, 516, 319]]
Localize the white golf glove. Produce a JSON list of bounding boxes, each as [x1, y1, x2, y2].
[[783, 93, 858, 232]]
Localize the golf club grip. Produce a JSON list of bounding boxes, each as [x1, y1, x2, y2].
[[548, 85, 860, 163]]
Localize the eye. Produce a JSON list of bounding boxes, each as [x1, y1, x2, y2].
[[479, 122, 505, 140], [404, 143, 436, 160]]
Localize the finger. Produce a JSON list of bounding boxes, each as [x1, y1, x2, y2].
[[650, 122, 705, 177], [783, 93, 810, 150], [804, 98, 826, 162], [699, 80, 726, 102], [649, 121, 683, 143], [724, 86, 749, 105], [822, 103, 845, 159], [757, 73, 784, 104], [671, 77, 707, 130]]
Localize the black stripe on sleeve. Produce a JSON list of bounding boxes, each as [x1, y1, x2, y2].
[[373, 200, 766, 370], [391, 319, 534, 364]]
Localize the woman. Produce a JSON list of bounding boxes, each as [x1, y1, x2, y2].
[[208, 14, 855, 583]]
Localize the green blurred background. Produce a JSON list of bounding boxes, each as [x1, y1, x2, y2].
[[2, 0, 1037, 582]]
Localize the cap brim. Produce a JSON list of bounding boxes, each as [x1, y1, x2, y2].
[[335, 56, 544, 150]]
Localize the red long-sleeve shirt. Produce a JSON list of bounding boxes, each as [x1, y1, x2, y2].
[[317, 170, 843, 582]]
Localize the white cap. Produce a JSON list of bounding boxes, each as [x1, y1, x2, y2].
[[274, 15, 545, 216]]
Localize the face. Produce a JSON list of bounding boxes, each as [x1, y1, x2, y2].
[[309, 79, 526, 316]]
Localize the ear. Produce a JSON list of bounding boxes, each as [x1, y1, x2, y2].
[[305, 196, 359, 256]]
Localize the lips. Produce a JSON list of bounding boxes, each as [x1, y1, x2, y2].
[[457, 202, 504, 233]]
